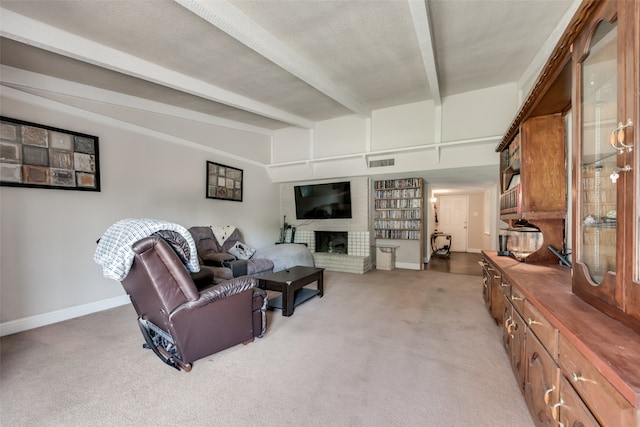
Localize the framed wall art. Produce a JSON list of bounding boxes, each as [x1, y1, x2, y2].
[[206, 161, 243, 202], [0, 116, 100, 192]]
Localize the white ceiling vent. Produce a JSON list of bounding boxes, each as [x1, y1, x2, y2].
[[369, 158, 395, 168]]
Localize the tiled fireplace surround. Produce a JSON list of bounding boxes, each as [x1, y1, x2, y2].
[[293, 230, 371, 274]]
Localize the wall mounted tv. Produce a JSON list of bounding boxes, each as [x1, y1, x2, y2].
[[294, 181, 352, 219]]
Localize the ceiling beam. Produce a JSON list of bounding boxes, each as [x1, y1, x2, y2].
[[408, 0, 441, 106], [0, 7, 314, 129], [175, 0, 371, 117]]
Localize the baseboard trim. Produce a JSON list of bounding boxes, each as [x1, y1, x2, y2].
[[0, 295, 130, 337], [395, 262, 422, 270]]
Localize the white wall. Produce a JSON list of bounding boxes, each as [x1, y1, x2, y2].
[[315, 116, 370, 157], [441, 83, 517, 142], [269, 83, 517, 183], [372, 100, 436, 149], [0, 91, 281, 333]]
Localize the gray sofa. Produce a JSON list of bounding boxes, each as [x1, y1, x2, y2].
[[188, 226, 315, 283], [188, 226, 274, 283]]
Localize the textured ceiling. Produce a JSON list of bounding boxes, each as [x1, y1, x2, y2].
[[0, 0, 575, 130], [0, 0, 576, 190]]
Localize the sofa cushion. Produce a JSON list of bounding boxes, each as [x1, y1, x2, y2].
[[246, 258, 274, 275]]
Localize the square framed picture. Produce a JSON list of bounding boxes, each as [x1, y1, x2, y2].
[[0, 116, 100, 191], [206, 161, 243, 202]]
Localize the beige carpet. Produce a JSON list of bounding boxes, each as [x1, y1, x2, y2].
[[1, 269, 533, 426]]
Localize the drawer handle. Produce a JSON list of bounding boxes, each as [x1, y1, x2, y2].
[[504, 318, 517, 338], [504, 316, 512, 331], [551, 400, 565, 427], [570, 372, 597, 384], [527, 318, 542, 326], [511, 296, 523, 301], [477, 261, 486, 267], [500, 282, 509, 288], [543, 386, 555, 405]]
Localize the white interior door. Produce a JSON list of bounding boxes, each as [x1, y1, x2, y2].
[[437, 195, 468, 252]]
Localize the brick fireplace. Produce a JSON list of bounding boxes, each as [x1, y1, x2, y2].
[[293, 230, 371, 274], [315, 231, 348, 254]]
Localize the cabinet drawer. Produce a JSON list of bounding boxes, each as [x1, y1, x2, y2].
[[502, 296, 512, 353], [558, 334, 636, 427], [499, 277, 511, 298], [482, 273, 490, 310], [558, 375, 600, 427], [510, 285, 525, 315], [490, 276, 505, 324], [525, 332, 560, 426], [525, 300, 557, 357]]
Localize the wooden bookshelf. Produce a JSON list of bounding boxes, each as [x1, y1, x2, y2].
[[374, 178, 424, 269]]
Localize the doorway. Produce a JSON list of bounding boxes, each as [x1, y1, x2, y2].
[[436, 195, 469, 252]]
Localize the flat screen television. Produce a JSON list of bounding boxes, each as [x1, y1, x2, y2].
[[294, 181, 352, 219]]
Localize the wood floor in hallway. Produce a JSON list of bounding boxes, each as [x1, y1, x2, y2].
[[425, 251, 483, 276]]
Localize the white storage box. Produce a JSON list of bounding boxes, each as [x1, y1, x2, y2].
[[376, 246, 397, 270]]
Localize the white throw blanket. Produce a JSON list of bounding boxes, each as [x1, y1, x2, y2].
[[210, 225, 237, 246], [94, 218, 200, 281]]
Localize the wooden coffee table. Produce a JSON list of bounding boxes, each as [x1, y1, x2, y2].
[[255, 266, 324, 316]]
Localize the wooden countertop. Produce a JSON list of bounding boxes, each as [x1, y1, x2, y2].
[[482, 251, 640, 408]]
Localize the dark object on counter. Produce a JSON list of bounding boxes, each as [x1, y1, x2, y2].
[[498, 234, 510, 256], [548, 245, 572, 267]]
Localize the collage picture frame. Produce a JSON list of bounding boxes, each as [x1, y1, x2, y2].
[[206, 160, 243, 202], [0, 116, 100, 192]]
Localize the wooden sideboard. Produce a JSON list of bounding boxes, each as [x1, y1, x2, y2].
[[481, 251, 640, 426]]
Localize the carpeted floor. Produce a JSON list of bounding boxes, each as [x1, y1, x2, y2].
[[0, 269, 533, 426]]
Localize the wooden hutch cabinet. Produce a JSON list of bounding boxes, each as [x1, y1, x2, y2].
[[499, 114, 567, 220], [482, 0, 640, 425], [498, 113, 567, 264], [571, 0, 640, 333]]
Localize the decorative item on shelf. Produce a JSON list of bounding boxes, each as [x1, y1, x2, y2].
[[279, 215, 294, 243]]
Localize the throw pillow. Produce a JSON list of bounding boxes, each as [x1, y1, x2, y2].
[[228, 241, 256, 260]]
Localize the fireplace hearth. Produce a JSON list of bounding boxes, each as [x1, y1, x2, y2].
[[315, 231, 348, 254]]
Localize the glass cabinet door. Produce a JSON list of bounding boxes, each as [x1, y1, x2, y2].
[[578, 20, 618, 284], [572, 0, 640, 333]]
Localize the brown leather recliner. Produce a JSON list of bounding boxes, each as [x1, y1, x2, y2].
[[121, 235, 267, 371]]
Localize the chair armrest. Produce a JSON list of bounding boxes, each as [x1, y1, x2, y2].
[[187, 276, 258, 308], [190, 266, 215, 289], [202, 252, 237, 266]]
